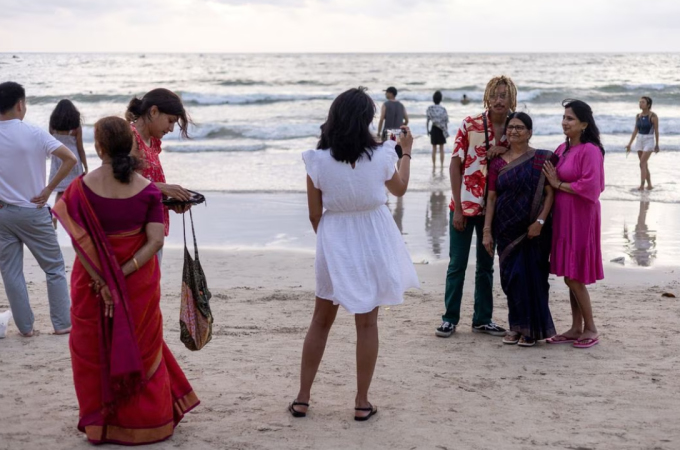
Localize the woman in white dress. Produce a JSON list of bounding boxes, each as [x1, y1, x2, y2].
[[289, 87, 420, 421]]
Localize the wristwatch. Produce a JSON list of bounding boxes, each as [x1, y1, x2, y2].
[[536, 219, 545, 225]]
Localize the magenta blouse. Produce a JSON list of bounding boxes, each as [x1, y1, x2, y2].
[[83, 182, 164, 234]]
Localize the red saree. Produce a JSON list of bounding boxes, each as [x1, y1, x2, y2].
[[53, 177, 199, 446]]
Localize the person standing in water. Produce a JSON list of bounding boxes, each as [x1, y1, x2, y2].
[[625, 96, 659, 190], [377, 86, 408, 142], [426, 90, 449, 169]]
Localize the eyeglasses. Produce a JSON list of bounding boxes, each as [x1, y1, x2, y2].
[[506, 125, 526, 132]]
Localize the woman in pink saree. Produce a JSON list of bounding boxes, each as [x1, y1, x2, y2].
[[53, 116, 198, 445]]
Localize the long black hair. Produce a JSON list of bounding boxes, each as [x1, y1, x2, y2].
[[125, 88, 191, 138], [562, 99, 605, 156], [49, 99, 81, 132], [95, 116, 139, 183], [317, 87, 380, 164]]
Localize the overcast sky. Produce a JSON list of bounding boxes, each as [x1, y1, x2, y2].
[[1, 0, 680, 53]]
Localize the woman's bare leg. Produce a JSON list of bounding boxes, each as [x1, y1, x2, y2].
[[565, 277, 598, 340], [294, 297, 339, 412], [355, 307, 379, 418], [640, 151, 653, 189], [432, 145, 437, 166], [439, 144, 445, 167]]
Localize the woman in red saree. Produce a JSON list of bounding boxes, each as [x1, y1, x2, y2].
[[53, 116, 199, 446]]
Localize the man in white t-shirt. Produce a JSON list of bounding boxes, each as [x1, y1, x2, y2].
[[0, 81, 77, 337]]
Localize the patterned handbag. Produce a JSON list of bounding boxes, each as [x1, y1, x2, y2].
[[179, 210, 213, 351]]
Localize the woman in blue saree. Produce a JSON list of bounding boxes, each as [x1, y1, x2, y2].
[[482, 112, 557, 346]]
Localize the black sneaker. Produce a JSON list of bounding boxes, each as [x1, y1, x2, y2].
[[435, 321, 456, 337], [472, 322, 506, 336]]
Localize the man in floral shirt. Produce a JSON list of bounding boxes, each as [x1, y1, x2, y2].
[[436, 76, 517, 338]]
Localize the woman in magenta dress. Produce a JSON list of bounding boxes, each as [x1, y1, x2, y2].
[[542, 99, 605, 349]]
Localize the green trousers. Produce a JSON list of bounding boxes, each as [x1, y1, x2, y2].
[[442, 212, 494, 327]]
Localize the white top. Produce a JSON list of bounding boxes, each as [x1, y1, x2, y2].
[[302, 141, 420, 314], [0, 119, 63, 208]]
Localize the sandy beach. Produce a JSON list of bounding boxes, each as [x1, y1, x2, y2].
[[1, 195, 680, 449]]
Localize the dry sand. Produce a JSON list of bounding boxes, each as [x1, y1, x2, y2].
[[1, 248, 679, 450]]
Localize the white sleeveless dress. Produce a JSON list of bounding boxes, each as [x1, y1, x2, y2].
[[49, 132, 83, 191], [302, 141, 420, 314]]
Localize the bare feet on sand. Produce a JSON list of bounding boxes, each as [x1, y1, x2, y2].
[[53, 327, 72, 335]]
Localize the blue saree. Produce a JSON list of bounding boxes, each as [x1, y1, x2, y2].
[[492, 149, 557, 340]]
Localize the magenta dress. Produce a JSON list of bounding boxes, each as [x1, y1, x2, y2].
[[551, 142, 605, 284]]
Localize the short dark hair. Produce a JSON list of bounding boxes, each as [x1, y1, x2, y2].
[[505, 111, 533, 131], [49, 99, 81, 132], [385, 86, 398, 97], [125, 88, 191, 138], [0, 82, 26, 115], [562, 99, 605, 156], [641, 96, 653, 109], [317, 87, 380, 165], [95, 116, 139, 184], [433, 91, 443, 105]]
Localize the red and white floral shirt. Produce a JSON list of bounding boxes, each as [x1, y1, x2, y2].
[[449, 111, 509, 216], [131, 125, 170, 236]]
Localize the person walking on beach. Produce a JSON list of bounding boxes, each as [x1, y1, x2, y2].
[[48, 99, 88, 228], [126, 88, 193, 263], [542, 99, 605, 349], [625, 96, 659, 190], [53, 116, 198, 445], [0, 81, 77, 337], [290, 87, 419, 421], [377, 86, 408, 142], [483, 112, 557, 347], [426, 90, 449, 169], [435, 75, 517, 338]]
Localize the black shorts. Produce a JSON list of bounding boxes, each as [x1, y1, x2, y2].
[[430, 126, 447, 145]]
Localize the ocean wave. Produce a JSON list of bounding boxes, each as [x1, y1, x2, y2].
[[180, 92, 335, 105], [164, 143, 267, 153], [28, 93, 131, 105]]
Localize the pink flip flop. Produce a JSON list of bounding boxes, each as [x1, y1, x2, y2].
[[546, 334, 578, 345], [573, 337, 599, 349]]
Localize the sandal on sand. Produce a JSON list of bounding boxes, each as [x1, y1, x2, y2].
[[288, 400, 309, 418], [573, 337, 599, 349], [546, 334, 578, 345], [354, 404, 378, 422], [503, 333, 520, 345], [518, 336, 536, 347]]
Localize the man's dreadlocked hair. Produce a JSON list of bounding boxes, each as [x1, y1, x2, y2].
[[483, 76, 517, 112]]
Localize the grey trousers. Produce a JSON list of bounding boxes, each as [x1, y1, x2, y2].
[[0, 201, 71, 334]]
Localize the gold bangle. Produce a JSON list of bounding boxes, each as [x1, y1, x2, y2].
[[133, 257, 140, 271]]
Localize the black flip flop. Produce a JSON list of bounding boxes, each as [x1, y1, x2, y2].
[[354, 404, 378, 421], [288, 400, 309, 418]]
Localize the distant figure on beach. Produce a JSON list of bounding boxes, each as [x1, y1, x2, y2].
[[126, 88, 193, 263], [377, 86, 408, 141], [0, 81, 76, 338], [543, 99, 605, 349], [52, 116, 199, 445], [435, 75, 516, 339], [291, 87, 419, 421], [48, 99, 88, 228], [426, 90, 449, 168], [461, 94, 470, 105], [483, 112, 557, 347], [625, 96, 659, 190]]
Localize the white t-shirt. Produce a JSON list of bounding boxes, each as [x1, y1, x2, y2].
[[0, 119, 63, 208]]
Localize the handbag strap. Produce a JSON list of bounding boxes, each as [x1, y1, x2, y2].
[[482, 113, 491, 151], [182, 210, 201, 261]]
